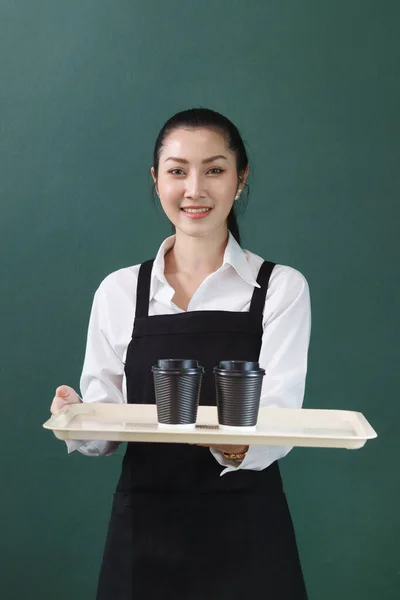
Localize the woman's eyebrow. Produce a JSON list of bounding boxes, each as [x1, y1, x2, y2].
[[202, 155, 228, 164], [164, 155, 228, 164]]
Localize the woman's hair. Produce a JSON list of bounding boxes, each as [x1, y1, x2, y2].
[[152, 108, 249, 246]]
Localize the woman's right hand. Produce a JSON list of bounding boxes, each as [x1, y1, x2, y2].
[[50, 385, 81, 414]]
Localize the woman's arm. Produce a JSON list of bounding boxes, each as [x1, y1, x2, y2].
[[210, 265, 312, 474], [65, 285, 126, 456]]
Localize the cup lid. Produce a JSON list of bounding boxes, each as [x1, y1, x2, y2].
[[217, 360, 260, 371], [155, 359, 200, 370]]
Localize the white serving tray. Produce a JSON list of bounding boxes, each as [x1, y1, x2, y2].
[[43, 403, 377, 450]]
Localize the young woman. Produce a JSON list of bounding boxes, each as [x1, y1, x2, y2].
[[51, 108, 311, 599]]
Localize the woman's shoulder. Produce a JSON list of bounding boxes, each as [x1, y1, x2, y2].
[[244, 249, 311, 322], [243, 248, 309, 292], [95, 263, 142, 300]]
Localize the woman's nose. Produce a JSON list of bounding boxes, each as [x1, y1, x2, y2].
[[184, 175, 205, 199]]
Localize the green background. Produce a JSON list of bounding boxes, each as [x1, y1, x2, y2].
[[1, 1, 399, 598]]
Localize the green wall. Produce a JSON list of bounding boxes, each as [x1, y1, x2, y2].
[[1, 2, 399, 598]]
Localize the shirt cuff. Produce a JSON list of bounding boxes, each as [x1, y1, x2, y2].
[[65, 439, 84, 454], [210, 444, 293, 476], [64, 438, 119, 456]]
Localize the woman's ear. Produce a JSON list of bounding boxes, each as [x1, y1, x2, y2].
[[241, 165, 249, 187], [236, 165, 249, 198], [151, 167, 159, 196]]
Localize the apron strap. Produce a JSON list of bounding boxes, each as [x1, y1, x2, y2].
[[249, 261, 276, 318], [135, 259, 154, 319]]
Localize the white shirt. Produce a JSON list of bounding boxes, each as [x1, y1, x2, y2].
[[67, 232, 311, 476]]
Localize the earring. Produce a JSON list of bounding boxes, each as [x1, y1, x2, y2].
[[235, 191, 241, 201]]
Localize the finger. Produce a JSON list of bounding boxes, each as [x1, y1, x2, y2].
[[50, 397, 70, 414], [55, 385, 72, 399]]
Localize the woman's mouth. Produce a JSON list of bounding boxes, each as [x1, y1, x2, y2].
[[181, 207, 213, 220]]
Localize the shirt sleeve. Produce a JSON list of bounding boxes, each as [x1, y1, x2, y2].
[[65, 284, 125, 456], [210, 266, 312, 475]]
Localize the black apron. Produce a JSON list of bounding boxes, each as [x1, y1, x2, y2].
[[96, 259, 307, 599]]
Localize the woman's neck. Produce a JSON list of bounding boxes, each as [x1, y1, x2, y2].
[[165, 227, 229, 277]]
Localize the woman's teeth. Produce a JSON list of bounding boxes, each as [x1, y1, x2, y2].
[[182, 208, 211, 213]]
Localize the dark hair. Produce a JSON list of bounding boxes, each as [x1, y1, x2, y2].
[[152, 108, 249, 246]]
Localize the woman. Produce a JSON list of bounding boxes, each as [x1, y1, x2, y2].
[[51, 108, 311, 599]]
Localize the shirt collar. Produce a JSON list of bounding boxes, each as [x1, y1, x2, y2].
[[223, 231, 261, 288], [149, 231, 260, 301], [150, 235, 176, 300]]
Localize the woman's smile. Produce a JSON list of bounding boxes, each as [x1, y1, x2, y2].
[[180, 206, 213, 219]]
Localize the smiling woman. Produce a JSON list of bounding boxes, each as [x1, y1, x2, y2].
[[50, 108, 311, 599], [151, 108, 249, 245]]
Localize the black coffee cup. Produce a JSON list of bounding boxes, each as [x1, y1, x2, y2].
[[152, 359, 204, 428], [214, 360, 265, 430]]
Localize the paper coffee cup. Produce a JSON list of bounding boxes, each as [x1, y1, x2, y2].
[[214, 360, 265, 430], [152, 359, 204, 428]]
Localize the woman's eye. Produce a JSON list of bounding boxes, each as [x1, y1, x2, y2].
[[168, 167, 224, 176]]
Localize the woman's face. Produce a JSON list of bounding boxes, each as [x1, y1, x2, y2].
[[151, 128, 246, 238]]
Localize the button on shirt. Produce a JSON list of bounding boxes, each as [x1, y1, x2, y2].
[[67, 232, 311, 476]]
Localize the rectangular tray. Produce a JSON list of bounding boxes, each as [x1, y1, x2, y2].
[[43, 403, 377, 449]]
